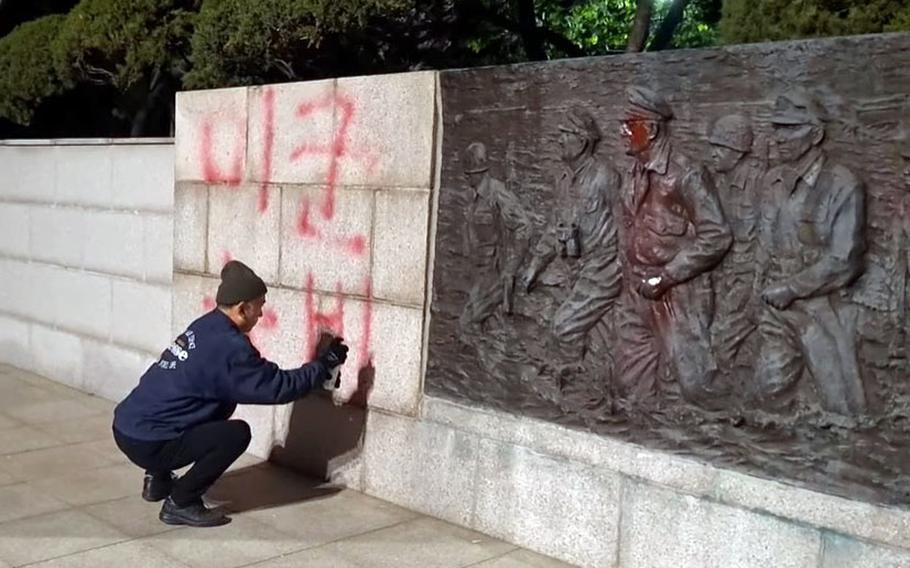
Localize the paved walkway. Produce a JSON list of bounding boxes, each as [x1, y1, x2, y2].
[[0, 365, 572, 568]]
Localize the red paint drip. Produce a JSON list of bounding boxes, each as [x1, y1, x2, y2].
[[322, 96, 355, 220], [258, 87, 276, 213], [337, 234, 367, 256], [303, 273, 346, 360], [297, 198, 319, 238], [200, 120, 243, 185], [304, 274, 317, 359], [261, 308, 279, 330], [202, 295, 216, 312], [221, 250, 234, 267], [289, 143, 333, 161]]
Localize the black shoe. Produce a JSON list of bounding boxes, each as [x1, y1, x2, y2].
[[159, 497, 231, 527], [142, 472, 177, 502]]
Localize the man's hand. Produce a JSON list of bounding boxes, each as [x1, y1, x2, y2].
[[318, 337, 349, 369], [762, 284, 797, 310], [638, 273, 674, 300]]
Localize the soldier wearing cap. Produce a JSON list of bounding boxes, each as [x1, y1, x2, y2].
[[893, 137, 910, 362], [520, 106, 622, 369], [754, 90, 866, 416], [707, 114, 766, 369], [615, 86, 732, 407], [459, 142, 533, 331]]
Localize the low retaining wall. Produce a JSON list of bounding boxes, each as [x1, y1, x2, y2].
[[0, 139, 174, 401]]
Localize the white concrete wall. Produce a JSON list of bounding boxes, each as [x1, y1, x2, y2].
[[0, 139, 174, 402]]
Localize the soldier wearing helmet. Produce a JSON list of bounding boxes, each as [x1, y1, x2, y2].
[[615, 86, 733, 408], [520, 106, 622, 377], [706, 114, 766, 370], [459, 141, 532, 332], [754, 90, 867, 416]]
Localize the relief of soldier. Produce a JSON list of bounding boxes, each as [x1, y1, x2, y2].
[[519, 107, 623, 368], [753, 90, 867, 417], [706, 114, 767, 371], [613, 86, 733, 408], [458, 142, 533, 334], [453, 86, 876, 421]]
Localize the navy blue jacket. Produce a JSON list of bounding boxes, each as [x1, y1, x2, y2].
[[113, 309, 328, 441]]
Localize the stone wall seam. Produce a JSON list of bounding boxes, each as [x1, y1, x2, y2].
[[0, 139, 174, 147], [0, 256, 172, 287], [0, 310, 159, 361], [614, 474, 626, 568], [0, 198, 174, 215]]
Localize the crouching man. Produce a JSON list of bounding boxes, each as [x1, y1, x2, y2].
[[112, 260, 348, 527]]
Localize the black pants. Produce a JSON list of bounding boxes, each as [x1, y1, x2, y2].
[[113, 420, 252, 507]]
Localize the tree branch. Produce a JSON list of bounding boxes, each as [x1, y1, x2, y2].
[[462, 0, 584, 59], [627, 0, 653, 52], [513, 0, 546, 60], [272, 58, 297, 80], [649, 0, 690, 51]]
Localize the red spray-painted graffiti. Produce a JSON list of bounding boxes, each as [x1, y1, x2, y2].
[[258, 87, 276, 213], [192, 86, 381, 399], [200, 118, 245, 186]]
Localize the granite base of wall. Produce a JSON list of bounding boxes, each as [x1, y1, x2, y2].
[[348, 396, 910, 568]]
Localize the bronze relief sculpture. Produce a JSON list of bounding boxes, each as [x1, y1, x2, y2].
[[428, 35, 910, 507]]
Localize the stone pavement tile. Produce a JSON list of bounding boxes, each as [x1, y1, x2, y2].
[[83, 496, 177, 539], [36, 414, 115, 445], [470, 549, 578, 567], [0, 373, 85, 402], [0, 469, 15, 488], [77, 437, 130, 465], [141, 514, 304, 568], [242, 487, 420, 546], [250, 546, 362, 568], [0, 414, 19, 432], [0, 509, 127, 566], [0, 483, 69, 524], [0, 384, 56, 413], [0, 443, 117, 482], [0, 426, 60, 456], [3, 398, 105, 426], [310, 517, 516, 568], [30, 463, 140, 507], [25, 541, 190, 568]]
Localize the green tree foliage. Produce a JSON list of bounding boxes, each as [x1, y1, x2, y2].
[[185, 0, 409, 89], [51, 0, 197, 90], [720, 0, 910, 44], [0, 15, 68, 125], [0, 0, 724, 135], [537, 0, 719, 55]]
